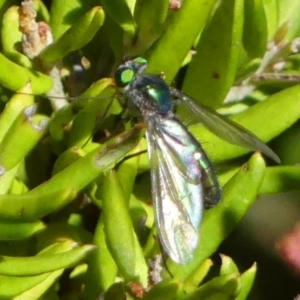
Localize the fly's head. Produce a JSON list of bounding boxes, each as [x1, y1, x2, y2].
[[114, 56, 172, 116], [114, 56, 148, 93]]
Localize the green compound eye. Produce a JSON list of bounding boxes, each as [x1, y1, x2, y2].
[[133, 57, 147, 64], [114, 67, 135, 88]]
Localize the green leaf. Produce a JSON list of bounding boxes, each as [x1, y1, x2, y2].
[[261, 0, 279, 40], [1, 6, 32, 68], [52, 147, 86, 175], [147, 0, 217, 81], [117, 154, 140, 205], [0, 106, 49, 174], [41, 7, 105, 62], [0, 272, 57, 299], [0, 244, 95, 276], [260, 165, 300, 194], [35, 223, 93, 251], [0, 220, 45, 241], [243, 0, 268, 59], [0, 165, 25, 195], [236, 263, 257, 300], [186, 274, 240, 300], [133, 0, 169, 54], [13, 269, 63, 300], [100, 170, 148, 286], [220, 254, 239, 276], [101, 0, 136, 43], [0, 240, 81, 299], [49, 104, 74, 141], [49, 0, 98, 39], [278, 0, 300, 40], [0, 84, 34, 141], [83, 220, 117, 298], [0, 53, 52, 94], [183, 259, 213, 293], [272, 122, 300, 165], [0, 127, 143, 220], [143, 279, 181, 300], [182, 0, 244, 108]]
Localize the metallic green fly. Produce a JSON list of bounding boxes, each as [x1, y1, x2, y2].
[[114, 57, 280, 264]]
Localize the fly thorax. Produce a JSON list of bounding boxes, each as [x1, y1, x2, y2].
[[131, 75, 173, 114]]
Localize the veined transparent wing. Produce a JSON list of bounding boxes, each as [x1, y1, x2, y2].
[[145, 114, 205, 264], [170, 88, 280, 164]]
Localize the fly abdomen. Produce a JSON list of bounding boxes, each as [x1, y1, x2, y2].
[[195, 150, 222, 208]]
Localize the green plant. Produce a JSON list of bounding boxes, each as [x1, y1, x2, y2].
[[0, 0, 300, 299]]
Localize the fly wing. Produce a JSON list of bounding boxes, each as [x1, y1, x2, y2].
[[146, 115, 204, 264], [170, 88, 280, 163]]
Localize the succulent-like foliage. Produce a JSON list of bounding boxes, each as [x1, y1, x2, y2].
[[0, 0, 299, 299]]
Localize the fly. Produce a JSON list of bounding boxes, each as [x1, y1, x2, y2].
[[114, 57, 279, 264]]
